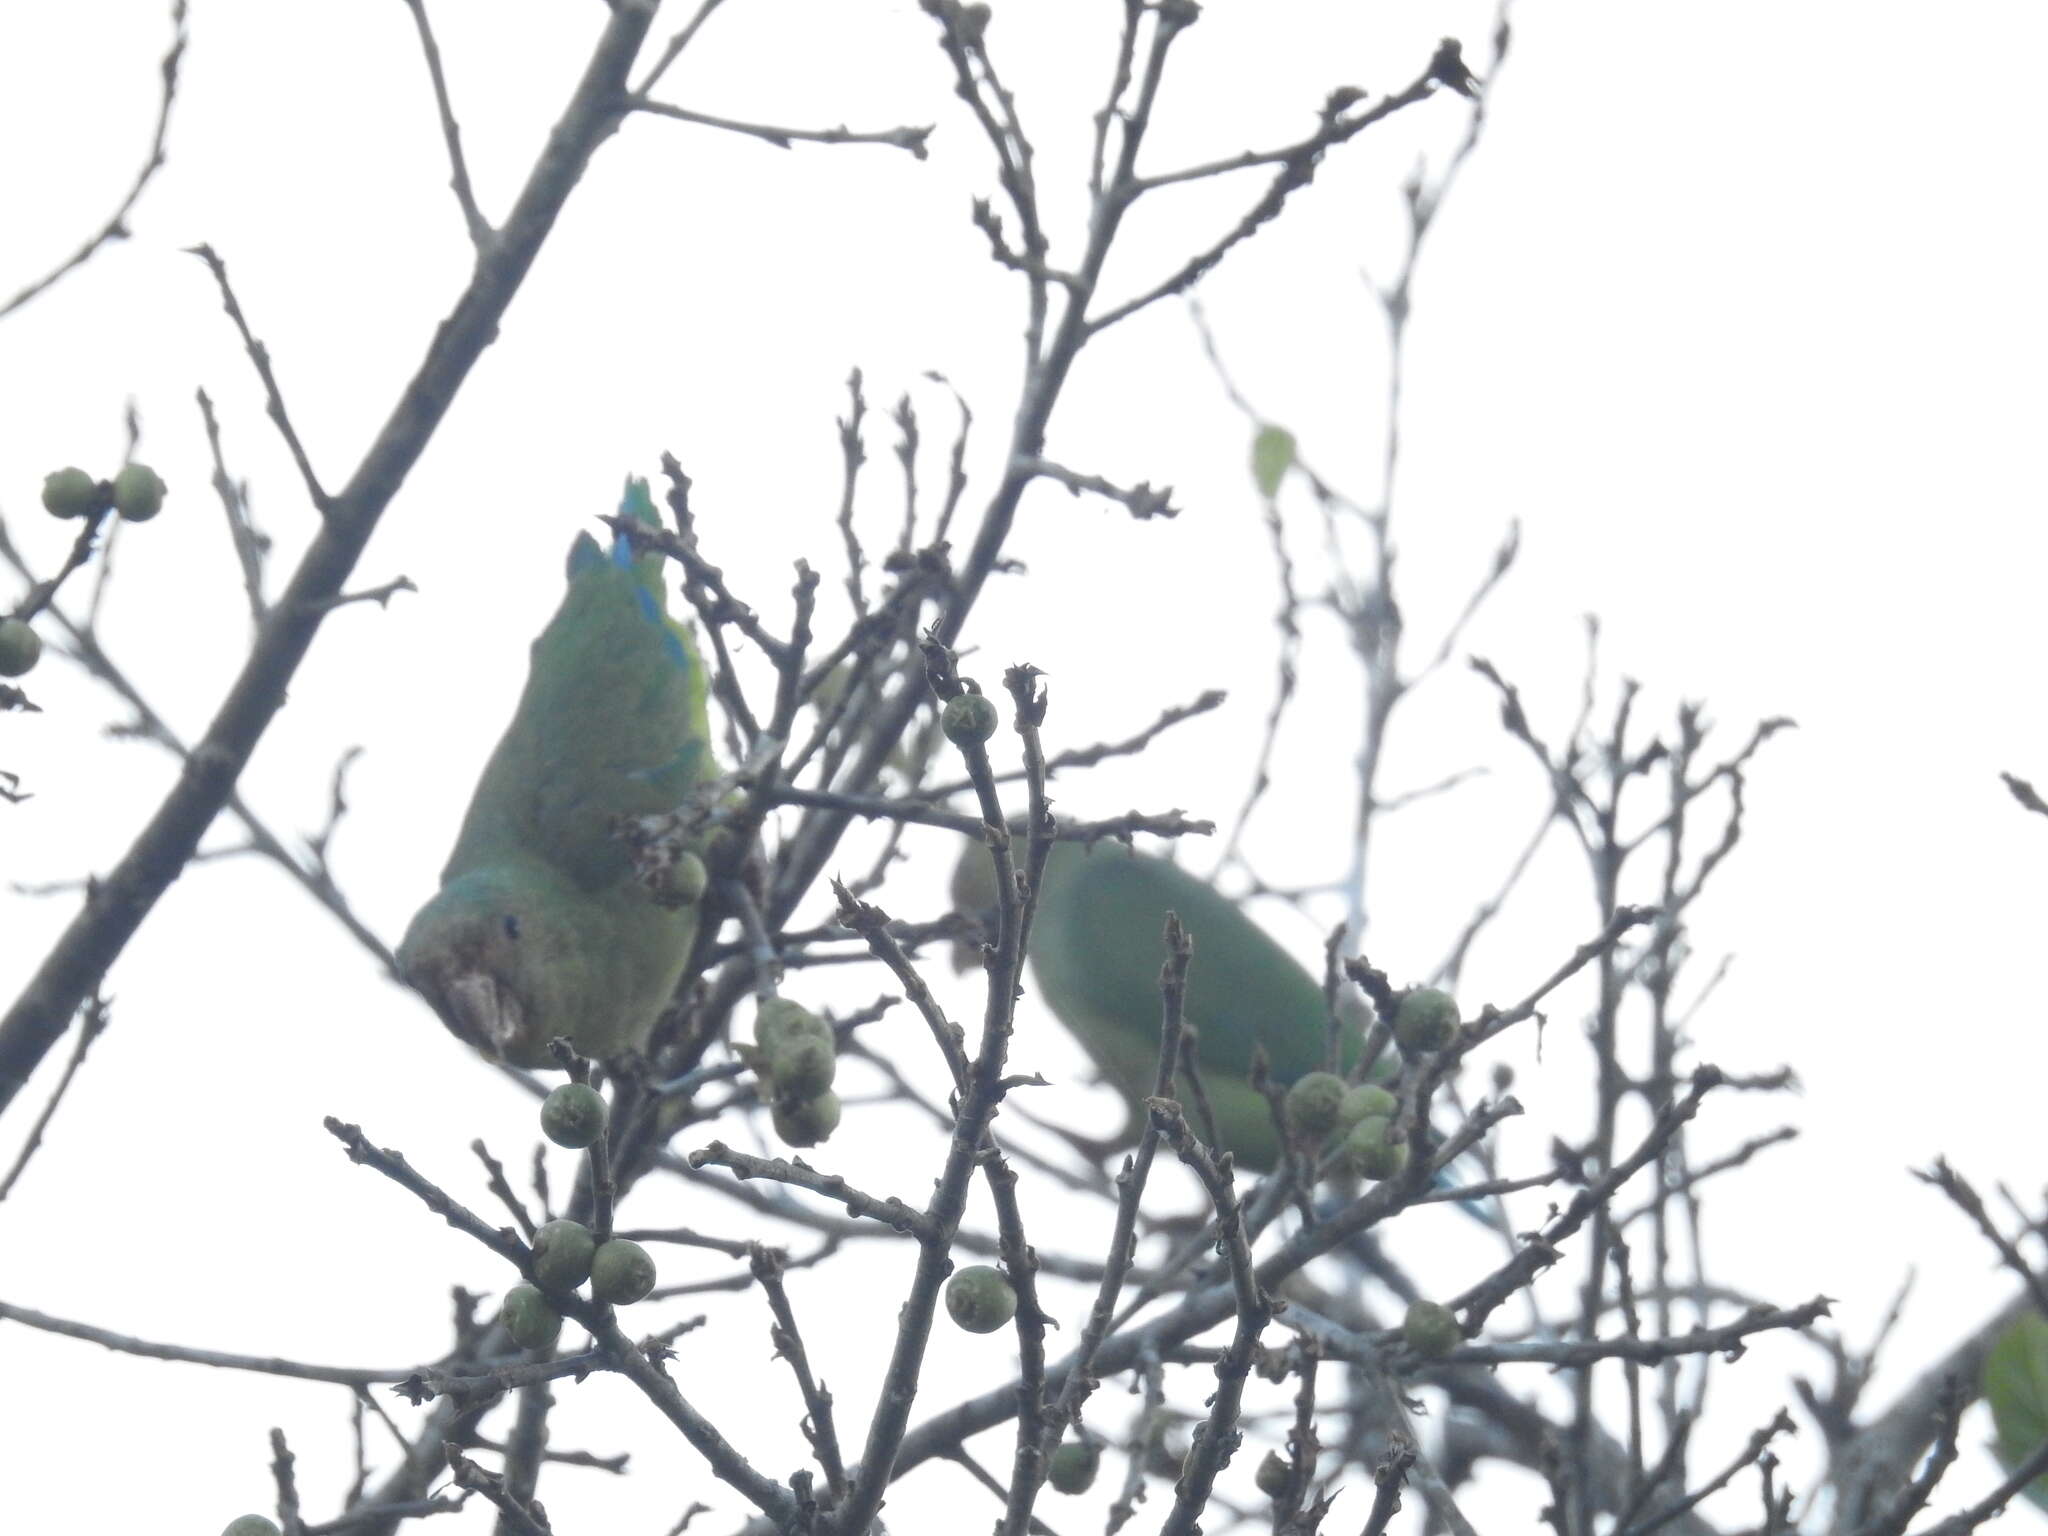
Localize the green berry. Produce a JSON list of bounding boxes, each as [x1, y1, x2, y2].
[[654, 848, 708, 907], [755, 997, 831, 1055], [1341, 1115, 1408, 1180], [539, 1082, 606, 1149], [1403, 1299, 1462, 1359], [1254, 1449, 1293, 1499], [222, 1518, 281, 1536], [0, 618, 41, 678], [112, 462, 166, 522], [769, 1034, 836, 1099], [530, 1218, 596, 1294], [1047, 1440, 1100, 1495], [945, 1264, 1017, 1334], [941, 690, 1000, 746], [1338, 1083, 1398, 1128], [771, 1089, 841, 1149], [1282, 1071, 1347, 1141], [1393, 988, 1458, 1053], [40, 467, 99, 519], [590, 1238, 657, 1305], [501, 1283, 562, 1350]]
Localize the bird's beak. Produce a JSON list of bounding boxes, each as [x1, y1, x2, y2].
[[446, 971, 525, 1060]]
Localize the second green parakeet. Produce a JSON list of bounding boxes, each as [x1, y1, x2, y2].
[[396, 478, 713, 1068], [1984, 1312, 2048, 1513], [952, 839, 1367, 1170]]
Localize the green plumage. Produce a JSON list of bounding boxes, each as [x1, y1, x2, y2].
[[953, 841, 1363, 1169], [397, 479, 713, 1067]]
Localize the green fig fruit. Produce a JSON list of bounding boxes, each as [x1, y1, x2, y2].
[[112, 462, 167, 522], [1341, 1115, 1408, 1180], [1338, 1083, 1398, 1127], [1393, 988, 1458, 1053], [0, 618, 41, 678], [502, 1283, 563, 1350], [771, 1089, 842, 1149], [1282, 1071, 1346, 1142], [590, 1238, 657, 1305], [530, 1218, 596, 1294], [755, 997, 831, 1055], [654, 848, 708, 907], [1046, 1440, 1100, 1494], [1403, 1299, 1462, 1359], [41, 467, 99, 519], [540, 1082, 606, 1149], [1251, 424, 1297, 499], [941, 691, 1000, 746], [221, 1518, 282, 1536], [945, 1264, 1017, 1334]]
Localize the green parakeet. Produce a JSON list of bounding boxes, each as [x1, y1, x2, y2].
[[396, 478, 713, 1068], [1984, 1312, 2048, 1512], [952, 840, 1366, 1170]]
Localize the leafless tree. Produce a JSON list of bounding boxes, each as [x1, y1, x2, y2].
[[4, 6, 2044, 1535]]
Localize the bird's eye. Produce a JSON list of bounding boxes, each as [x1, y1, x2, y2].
[[502, 915, 522, 941]]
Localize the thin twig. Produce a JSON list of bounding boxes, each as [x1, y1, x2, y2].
[[400, 0, 493, 248], [186, 244, 330, 513], [0, 993, 109, 1201], [0, 1, 187, 320], [631, 98, 931, 158]]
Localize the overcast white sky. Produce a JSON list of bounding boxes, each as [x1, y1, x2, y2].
[[2, 2, 2045, 1532]]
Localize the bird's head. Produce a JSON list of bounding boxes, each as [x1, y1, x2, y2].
[[395, 866, 595, 1069]]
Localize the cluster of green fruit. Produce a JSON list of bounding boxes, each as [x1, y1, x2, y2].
[[500, 1214, 656, 1350], [214, 1084, 654, 1529], [493, 1083, 661, 1349], [752, 998, 841, 1148], [41, 462, 167, 524], [1279, 987, 1461, 1179], [1, 463, 172, 680], [1023, 1297, 1468, 1509]]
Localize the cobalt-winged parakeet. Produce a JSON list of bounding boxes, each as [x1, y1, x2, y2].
[[952, 839, 1373, 1171], [396, 478, 713, 1068], [1983, 1312, 2048, 1513]]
